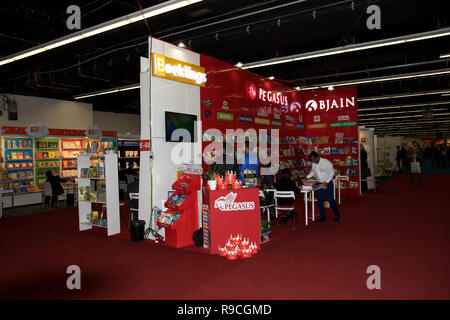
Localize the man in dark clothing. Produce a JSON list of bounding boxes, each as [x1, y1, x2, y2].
[[127, 170, 139, 221], [45, 171, 69, 207], [211, 142, 240, 177], [401, 146, 408, 172]]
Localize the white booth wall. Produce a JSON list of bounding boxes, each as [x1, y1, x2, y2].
[[149, 39, 202, 219]]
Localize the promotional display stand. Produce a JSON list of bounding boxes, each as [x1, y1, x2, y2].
[[203, 188, 260, 255], [157, 173, 201, 248]]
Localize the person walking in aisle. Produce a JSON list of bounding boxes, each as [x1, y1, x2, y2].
[[306, 151, 340, 221], [407, 141, 423, 186], [395, 146, 401, 170], [401, 146, 408, 172]]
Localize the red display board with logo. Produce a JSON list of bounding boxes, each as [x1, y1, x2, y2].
[[302, 87, 360, 196], [203, 188, 260, 255]]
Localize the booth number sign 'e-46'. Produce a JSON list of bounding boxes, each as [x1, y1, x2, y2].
[[152, 53, 207, 87]]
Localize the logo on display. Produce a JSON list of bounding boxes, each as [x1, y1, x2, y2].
[[305, 97, 356, 112], [85, 125, 102, 139], [289, 101, 302, 113], [222, 100, 229, 110], [298, 115, 303, 123], [285, 115, 294, 121], [26, 122, 49, 138], [238, 115, 253, 123], [204, 110, 211, 118], [152, 53, 207, 87], [248, 84, 257, 100], [214, 192, 255, 211], [246, 83, 288, 106], [314, 115, 321, 122], [306, 100, 318, 111]]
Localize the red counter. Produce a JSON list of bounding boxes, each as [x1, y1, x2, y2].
[[203, 188, 260, 254]]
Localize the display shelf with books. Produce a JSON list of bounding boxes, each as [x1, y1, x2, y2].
[[1, 137, 35, 187], [61, 138, 83, 178], [77, 153, 120, 236]]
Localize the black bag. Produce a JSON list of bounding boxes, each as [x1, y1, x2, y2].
[[193, 228, 204, 247]]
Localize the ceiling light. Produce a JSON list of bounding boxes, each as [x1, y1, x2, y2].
[[235, 62, 243, 68], [358, 108, 448, 117], [299, 68, 450, 91], [440, 53, 450, 59], [241, 27, 450, 69], [0, 0, 202, 66], [178, 42, 186, 48], [73, 84, 140, 100], [268, 76, 275, 80], [358, 89, 450, 101], [328, 86, 334, 91], [295, 86, 301, 90], [358, 101, 450, 112]]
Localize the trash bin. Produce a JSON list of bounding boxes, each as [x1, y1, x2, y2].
[[129, 220, 146, 242]]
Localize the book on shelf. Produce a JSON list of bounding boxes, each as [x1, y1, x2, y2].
[[335, 133, 344, 144]]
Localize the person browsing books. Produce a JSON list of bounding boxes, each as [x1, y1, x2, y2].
[[45, 171, 69, 207], [306, 151, 340, 221]]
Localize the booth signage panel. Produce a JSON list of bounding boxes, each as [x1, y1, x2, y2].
[[207, 188, 260, 254], [151, 53, 207, 87], [139, 139, 151, 151], [330, 121, 357, 127]]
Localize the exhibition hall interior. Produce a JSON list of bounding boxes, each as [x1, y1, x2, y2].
[[0, 0, 449, 301]]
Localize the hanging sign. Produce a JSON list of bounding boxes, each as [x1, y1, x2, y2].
[[422, 107, 433, 119], [25, 122, 49, 138], [85, 125, 102, 139]]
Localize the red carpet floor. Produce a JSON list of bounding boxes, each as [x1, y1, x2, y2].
[[1, 173, 449, 300]]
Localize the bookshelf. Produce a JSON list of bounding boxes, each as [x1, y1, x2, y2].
[[77, 153, 120, 236]]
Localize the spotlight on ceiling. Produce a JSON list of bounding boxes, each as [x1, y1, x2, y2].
[[328, 86, 334, 91], [235, 62, 243, 68], [295, 86, 301, 90], [178, 42, 186, 48], [268, 76, 275, 80]]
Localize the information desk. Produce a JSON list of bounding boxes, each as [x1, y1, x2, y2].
[[203, 188, 260, 254]]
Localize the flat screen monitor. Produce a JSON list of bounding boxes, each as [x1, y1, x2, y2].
[[165, 111, 197, 142]]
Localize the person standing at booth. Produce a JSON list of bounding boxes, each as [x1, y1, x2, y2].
[[239, 139, 260, 185], [306, 151, 340, 221], [211, 142, 239, 177]]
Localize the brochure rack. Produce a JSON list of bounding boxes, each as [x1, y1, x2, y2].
[[157, 173, 200, 248]]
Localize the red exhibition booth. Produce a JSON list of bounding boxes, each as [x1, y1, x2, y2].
[[144, 38, 360, 256]]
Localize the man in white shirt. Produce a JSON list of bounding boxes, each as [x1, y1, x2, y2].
[[306, 151, 340, 221]]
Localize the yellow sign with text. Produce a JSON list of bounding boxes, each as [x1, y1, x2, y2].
[[152, 53, 207, 87]]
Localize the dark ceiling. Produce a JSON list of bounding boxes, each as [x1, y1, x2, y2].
[[1, 0, 449, 137]]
